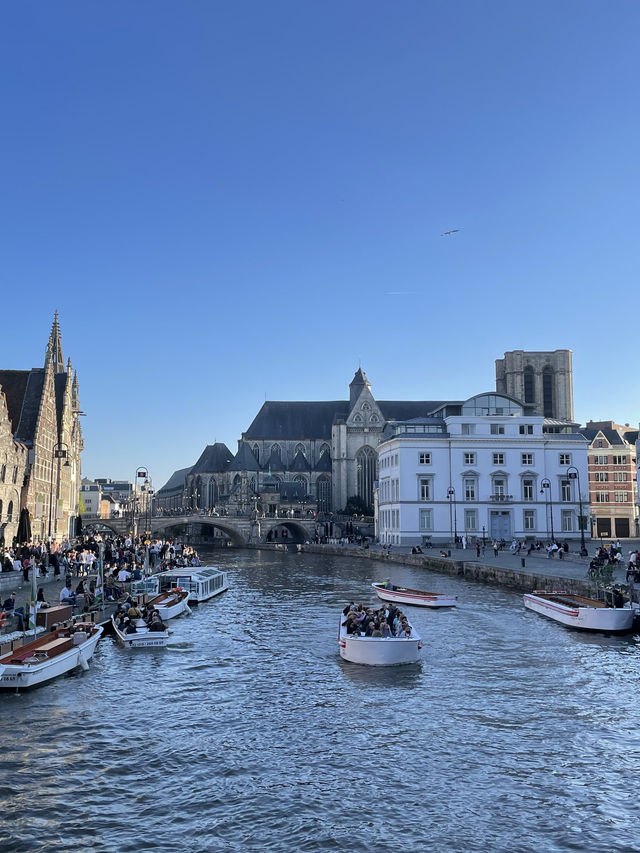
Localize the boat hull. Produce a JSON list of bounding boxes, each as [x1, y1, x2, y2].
[[338, 620, 421, 665], [148, 590, 191, 620], [154, 567, 228, 603], [111, 617, 169, 648], [373, 583, 457, 608], [524, 593, 634, 632], [0, 628, 103, 689]]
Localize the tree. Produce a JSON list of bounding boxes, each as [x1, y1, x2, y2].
[[343, 495, 372, 516]]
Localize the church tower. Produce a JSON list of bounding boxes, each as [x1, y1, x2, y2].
[[495, 350, 574, 421]]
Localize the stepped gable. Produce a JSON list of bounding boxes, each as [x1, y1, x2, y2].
[[232, 442, 261, 472], [291, 449, 311, 472], [191, 443, 234, 474], [244, 401, 348, 440], [157, 466, 193, 495], [0, 370, 30, 434]]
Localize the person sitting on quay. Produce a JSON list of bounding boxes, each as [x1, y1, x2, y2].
[[2, 592, 25, 631], [59, 584, 76, 606]]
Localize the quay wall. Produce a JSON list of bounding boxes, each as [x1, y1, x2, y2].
[[298, 544, 594, 597]]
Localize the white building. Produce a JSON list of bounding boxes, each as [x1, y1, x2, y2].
[[377, 393, 589, 546]]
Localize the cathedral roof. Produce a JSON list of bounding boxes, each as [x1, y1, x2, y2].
[[157, 466, 193, 494], [291, 450, 311, 471], [244, 401, 349, 439], [314, 451, 332, 471], [231, 442, 261, 472], [264, 445, 285, 471], [377, 401, 448, 420], [191, 443, 234, 474]]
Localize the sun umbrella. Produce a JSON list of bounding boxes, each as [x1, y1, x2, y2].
[[74, 515, 83, 537], [16, 508, 31, 544]]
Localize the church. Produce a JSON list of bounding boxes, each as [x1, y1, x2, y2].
[[0, 314, 83, 545], [157, 350, 575, 516]]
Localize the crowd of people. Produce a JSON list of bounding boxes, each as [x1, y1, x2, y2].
[[112, 596, 167, 634], [341, 602, 413, 638]]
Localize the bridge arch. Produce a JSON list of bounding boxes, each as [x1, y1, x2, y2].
[[151, 517, 247, 547]]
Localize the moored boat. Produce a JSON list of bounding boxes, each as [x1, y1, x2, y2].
[[523, 590, 635, 632], [372, 581, 457, 608], [147, 587, 191, 620], [0, 623, 103, 690], [153, 566, 228, 604], [338, 615, 422, 666], [111, 615, 169, 649]]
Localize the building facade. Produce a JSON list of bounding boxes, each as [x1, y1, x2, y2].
[[376, 392, 589, 546], [0, 314, 83, 544], [496, 350, 574, 420], [580, 421, 638, 539]]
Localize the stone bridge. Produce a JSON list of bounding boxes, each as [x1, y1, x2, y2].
[[81, 513, 320, 547]]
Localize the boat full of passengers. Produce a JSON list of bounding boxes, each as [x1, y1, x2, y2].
[[338, 603, 422, 666]]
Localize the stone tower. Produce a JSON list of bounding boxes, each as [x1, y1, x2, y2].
[[495, 350, 574, 420]]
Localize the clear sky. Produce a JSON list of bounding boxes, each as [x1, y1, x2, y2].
[[1, 1, 638, 490]]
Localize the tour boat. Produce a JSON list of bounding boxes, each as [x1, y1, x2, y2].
[[338, 616, 422, 666], [372, 581, 457, 608], [153, 566, 228, 604], [0, 623, 103, 690], [523, 590, 635, 632], [111, 616, 169, 649], [147, 587, 191, 620]]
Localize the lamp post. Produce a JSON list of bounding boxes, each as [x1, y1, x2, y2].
[[447, 487, 457, 545], [48, 442, 70, 540], [133, 467, 149, 540], [567, 466, 586, 554], [540, 478, 554, 542]]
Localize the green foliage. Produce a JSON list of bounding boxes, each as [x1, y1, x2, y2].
[[343, 495, 373, 516]]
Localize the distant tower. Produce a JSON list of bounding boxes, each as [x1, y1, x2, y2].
[[495, 350, 574, 420]]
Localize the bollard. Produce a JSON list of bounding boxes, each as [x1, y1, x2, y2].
[[521, 557, 525, 568]]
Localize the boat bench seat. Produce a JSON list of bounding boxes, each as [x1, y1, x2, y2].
[[8, 650, 37, 663], [37, 637, 74, 654]]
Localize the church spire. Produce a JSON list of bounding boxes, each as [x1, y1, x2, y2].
[[46, 311, 65, 373], [349, 367, 371, 410]]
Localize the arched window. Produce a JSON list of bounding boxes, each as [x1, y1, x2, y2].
[[7, 501, 13, 522], [271, 443, 281, 456], [294, 475, 307, 492], [294, 443, 306, 459], [252, 444, 260, 463], [319, 443, 330, 458], [316, 475, 331, 513], [523, 365, 535, 403], [208, 480, 218, 507], [355, 446, 377, 511], [542, 366, 554, 417], [353, 414, 362, 423], [233, 474, 241, 487], [0, 464, 5, 483]]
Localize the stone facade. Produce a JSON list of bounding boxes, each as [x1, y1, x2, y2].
[[0, 392, 28, 547], [495, 350, 574, 420]]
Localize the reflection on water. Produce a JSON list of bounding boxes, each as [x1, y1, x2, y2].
[[1, 547, 639, 853]]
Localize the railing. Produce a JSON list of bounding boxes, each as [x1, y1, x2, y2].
[[489, 494, 513, 502]]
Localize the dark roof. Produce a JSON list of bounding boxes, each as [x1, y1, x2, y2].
[[0, 370, 30, 434], [14, 369, 45, 443], [291, 450, 310, 472], [315, 451, 332, 471], [378, 401, 448, 420], [231, 442, 261, 472], [157, 466, 193, 494], [623, 430, 638, 445], [264, 445, 285, 471], [580, 427, 630, 447], [190, 443, 234, 474], [244, 401, 349, 440]]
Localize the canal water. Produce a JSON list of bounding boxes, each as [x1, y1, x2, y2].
[[1, 549, 640, 853]]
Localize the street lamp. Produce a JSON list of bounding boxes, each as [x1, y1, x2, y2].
[[567, 466, 587, 555], [133, 467, 149, 539], [540, 478, 554, 542], [447, 487, 457, 545], [48, 442, 70, 540]]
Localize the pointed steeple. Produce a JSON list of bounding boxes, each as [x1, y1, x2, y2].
[[46, 311, 65, 373], [349, 367, 370, 410]]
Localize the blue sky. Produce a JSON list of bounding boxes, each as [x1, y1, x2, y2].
[[1, 1, 638, 490]]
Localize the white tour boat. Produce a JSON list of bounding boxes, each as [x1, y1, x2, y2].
[[147, 587, 191, 620], [338, 616, 422, 666], [372, 581, 457, 608], [153, 566, 228, 604], [523, 590, 635, 632], [111, 616, 169, 649], [0, 623, 103, 690]]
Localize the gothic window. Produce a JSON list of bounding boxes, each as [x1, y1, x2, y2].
[[208, 480, 218, 507], [12, 467, 18, 484], [370, 415, 379, 424], [355, 446, 377, 511], [252, 444, 260, 464], [233, 475, 241, 487], [316, 475, 331, 513], [353, 414, 362, 423], [362, 402, 370, 411], [7, 501, 13, 522], [294, 443, 306, 459], [523, 365, 535, 403], [294, 475, 307, 492], [0, 464, 5, 483], [542, 366, 554, 417], [249, 477, 256, 492], [319, 443, 330, 458]]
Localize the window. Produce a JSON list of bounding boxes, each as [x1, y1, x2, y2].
[[522, 479, 534, 501], [463, 452, 476, 465], [593, 455, 608, 465], [419, 453, 431, 465], [542, 366, 554, 417], [561, 510, 574, 532], [596, 492, 609, 503], [521, 453, 534, 466], [523, 366, 535, 404], [0, 464, 5, 483], [490, 424, 505, 435], [12, 466, 18, 484], [559, 454, 571, 465], [493, 478, 506, 496], [594, 472, 608, 482], [461, 423, 476, 435], [464, 478, 476, 501], [523, 509, 536, 530], [519, 424, 534, 435], [7, 501, 13, 522], [493, 453, 504, 465], [252, 444, 260, 463], [615, 492, 629, 502], [613, 472, 628, 482], [419, 509, 433, 531], [597, 440, 603, 447], [561, 480, 572, 502], [419, 478, 432, 501], [464, 509, 477, 531], [613, 455, 627, 465]]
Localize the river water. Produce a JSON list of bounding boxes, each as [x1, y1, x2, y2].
[[1, 549, 640, 853]]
